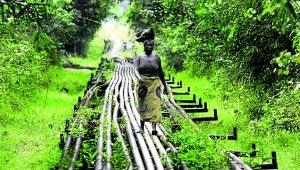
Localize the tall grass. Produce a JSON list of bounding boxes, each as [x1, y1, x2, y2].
[[167, 70, 300, 169], [68, 31, 104, 67], [0, 67, 93, 169]]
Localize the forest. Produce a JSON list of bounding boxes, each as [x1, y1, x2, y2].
[[128, 0, 300, 133], [0, 0, 299, 169]]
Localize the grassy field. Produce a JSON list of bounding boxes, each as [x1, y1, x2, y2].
[[167, 70, 300, 169], [0, 67, 93, 169], [1, 20, 298, 169], [68, 34, 104, 68], [0, 31, 103, 169]]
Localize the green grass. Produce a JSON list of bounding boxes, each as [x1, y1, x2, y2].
[[0, 67, 93, 170], [0, 29, 102, 169], [167, 70, 300, 170], [68, 31, 104, 68], [0, 18, 118, 170]]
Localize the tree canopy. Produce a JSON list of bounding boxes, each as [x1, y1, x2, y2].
[[127, 0, 300, 132]]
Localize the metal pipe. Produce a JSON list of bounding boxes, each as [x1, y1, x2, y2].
[[59, 134, 72, 168], [228, 152, 252, 170], [168, 89, 188, 118], [60, 61, 106, 169], [112, 66, 133, 169], [123, 64, 155, 170], [127, 64, 173, 169], [151, 135, 174, 170], [124, 64, 164, 169], [119, 65, 145, 170], [105, 64, 121, 170], [95, 72, 116, 169], [128, 65, 168, 140], [69, 136, 82, 170]]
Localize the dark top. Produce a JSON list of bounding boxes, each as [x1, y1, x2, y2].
[[135, 53, 168, 93], [135, 54, 163, 77]]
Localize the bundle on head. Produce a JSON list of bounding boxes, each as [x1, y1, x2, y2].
[[136, 27, 155, 43]]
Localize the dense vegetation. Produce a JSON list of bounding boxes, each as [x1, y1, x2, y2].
[[1, 0, 299, 169], [0, 0, 113, 122], [127, 0, 299, 133], [0, 0, 112, 169], [127, 0, 300, 168]]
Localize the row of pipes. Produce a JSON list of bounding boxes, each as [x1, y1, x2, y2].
[[58, 60, 106, 169], [95, 58, 182, 169], [58, 56, 259, 169]]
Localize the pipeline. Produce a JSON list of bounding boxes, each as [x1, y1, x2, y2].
[[118, 60, 145, 169], [122, 61, 155, 169], [228, 152, 252, 170], [124, 63, 162, 170], [58, 56, 262, 170], [112, 65, 133, 169], [59, 60, 106, 169], [95, 64, 120, 169], [127, 64, 174, 169]]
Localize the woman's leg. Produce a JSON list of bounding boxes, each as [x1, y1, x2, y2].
[[137, 120, 145, 133], [152, 122, 157, 135], [141, 120, 145, 130]]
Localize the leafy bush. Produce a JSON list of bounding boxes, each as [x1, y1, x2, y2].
[[0, 25, 49, 103], [0, 0, 113, 114], [128, 0, 300, 132], [257, 84, 300, 133], [171, 127, 227, 169], [62, 0, 113, 56], [163, 111, 227, 169]]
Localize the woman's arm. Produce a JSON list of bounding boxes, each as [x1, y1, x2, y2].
[[157, 56, 168, 94], [134, 57, 144, 82]]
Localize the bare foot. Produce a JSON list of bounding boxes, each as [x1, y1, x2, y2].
[[152, 130, 157, 135]]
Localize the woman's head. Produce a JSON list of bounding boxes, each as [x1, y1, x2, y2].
[[144, 40, 154, 55], [136, 28, 155, 43]]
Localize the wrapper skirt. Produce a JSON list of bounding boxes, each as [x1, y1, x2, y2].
[[137, 75, 162, 123]]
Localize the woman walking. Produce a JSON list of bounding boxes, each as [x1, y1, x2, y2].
[[134, 28, 168, 135]]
